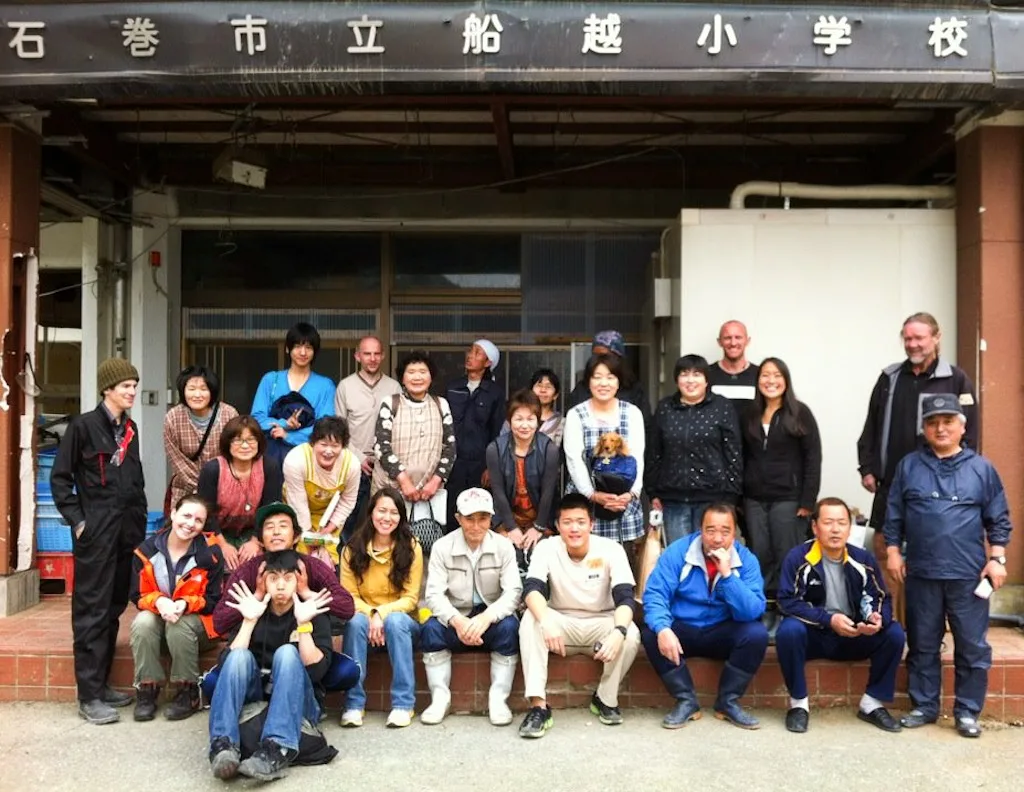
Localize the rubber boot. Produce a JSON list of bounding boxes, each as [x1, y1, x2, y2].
[[713, 662, 760, 730], [133, 683, 160, 722], [488, 653, 518, 726], [659, 663, 702, 729], [420, 650, 452, 725]]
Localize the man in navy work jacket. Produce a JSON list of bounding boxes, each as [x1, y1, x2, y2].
[[776, 497, 904, 734], [885, 393, 1012, 738], [641, 502, 768, 730]]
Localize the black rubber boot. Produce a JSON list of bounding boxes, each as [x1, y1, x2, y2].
[[713, 663, 760, 729], [660, 663, 702, 729]]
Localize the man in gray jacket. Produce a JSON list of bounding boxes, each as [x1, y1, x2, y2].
[[420, 488, 522, 726]]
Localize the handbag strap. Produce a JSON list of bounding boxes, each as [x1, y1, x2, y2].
[[188, 402, 220, 463]]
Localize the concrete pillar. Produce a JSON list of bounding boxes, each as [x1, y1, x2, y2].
[[955, 117, 1024, 588], [0, 125, 40, 576], [129, 190, 179, 511]]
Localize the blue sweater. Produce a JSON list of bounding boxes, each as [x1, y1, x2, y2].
[[884, 446, 1012, 580], [251, 370, 336, 448], [643, 532, 765, 634]]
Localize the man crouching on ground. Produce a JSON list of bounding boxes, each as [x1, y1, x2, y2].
[[209, 549, 333, 782]]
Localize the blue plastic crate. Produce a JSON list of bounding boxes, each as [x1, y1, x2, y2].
[[36, 502, 62, 521], [36, 522, 72, 552], [146, 511, 166, 535], [36, 480, 52, 497]]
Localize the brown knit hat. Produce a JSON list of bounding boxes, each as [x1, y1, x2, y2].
[[97, 357, 139, 394]]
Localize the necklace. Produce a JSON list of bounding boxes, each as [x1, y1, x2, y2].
[[228, 461, 254, 513]]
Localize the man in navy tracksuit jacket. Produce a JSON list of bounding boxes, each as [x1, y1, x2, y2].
[[885, 393, 1012, 738], [776, 497, 904, 734]]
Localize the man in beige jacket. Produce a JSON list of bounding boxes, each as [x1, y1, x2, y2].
[[421, 488, 522, 726]]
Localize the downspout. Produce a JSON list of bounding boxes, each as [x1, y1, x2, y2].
[[111, 261, 128, 358], [17, 249, 38, 571], [729, 182, 956, 210]]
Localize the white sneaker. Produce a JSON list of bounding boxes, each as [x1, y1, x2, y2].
[[385, 708, 414, 728], [340, 709, 364, 727]]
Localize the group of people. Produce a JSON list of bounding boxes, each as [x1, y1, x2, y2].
[[47, 311, 1013, 782]]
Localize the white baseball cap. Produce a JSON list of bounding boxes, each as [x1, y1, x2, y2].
[[456, 488, 495, 516]]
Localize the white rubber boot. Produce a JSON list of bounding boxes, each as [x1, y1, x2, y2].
[[420, 650, 452, 725], [489, 653, 518, 726]]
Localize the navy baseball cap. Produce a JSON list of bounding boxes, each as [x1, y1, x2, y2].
[[921, 393, 964, 420]]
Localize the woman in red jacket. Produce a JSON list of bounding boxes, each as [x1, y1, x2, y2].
[[130, 494, 225, 722]]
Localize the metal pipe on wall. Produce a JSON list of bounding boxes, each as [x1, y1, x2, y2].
[[729, 181, 956, 210]]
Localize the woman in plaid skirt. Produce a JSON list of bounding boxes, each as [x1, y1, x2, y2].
[[563, 353, 646, 573]]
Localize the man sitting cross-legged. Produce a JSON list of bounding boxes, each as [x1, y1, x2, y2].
[[208, 549, 333, 783]]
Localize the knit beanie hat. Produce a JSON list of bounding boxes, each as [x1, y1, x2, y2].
[[97, 357, 140, 394], [474, 339, 500, 371]]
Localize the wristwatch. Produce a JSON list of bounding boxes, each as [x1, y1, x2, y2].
[[615, 625, 629, 638], [990, 555, 1007, 566], [296, 623, 313, 634]]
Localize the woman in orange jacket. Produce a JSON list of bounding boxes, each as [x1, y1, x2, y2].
[[129, 494, 225, 722]]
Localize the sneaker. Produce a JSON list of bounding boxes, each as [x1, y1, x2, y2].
[[340, 709, 364, 727], [518, 705, 553, 739], [78, 698, 119, 725], [385, 708, 414, 728], [133, 683, 159, 722], [101, 685, 134, 708], [237, 739, 297, 782], [589, 693, 624, 726], [209, 737, 240, 780], [164, 682, 201, 721]]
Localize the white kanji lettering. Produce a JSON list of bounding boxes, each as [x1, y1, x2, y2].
[[462, 12, 503, 55], [697, 14, 737, 55], [7, 22, 45, 60], [347, 14, 384, 54], [121, 17, 159, 58], [812, 15, 852, 56], [928, 15, 968, 58], [581, 13, 622, 55], [231, 14, 267, 56]]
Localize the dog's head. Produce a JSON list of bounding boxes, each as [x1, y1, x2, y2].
[[594, 431, 629, 459]]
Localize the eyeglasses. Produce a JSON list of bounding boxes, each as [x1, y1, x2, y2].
[[231, 437, 257, 447]]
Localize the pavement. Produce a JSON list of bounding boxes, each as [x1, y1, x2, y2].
[[1, 703, 1021, 792]]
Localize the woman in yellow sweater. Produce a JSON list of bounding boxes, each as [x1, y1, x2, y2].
[[340, 486, 423, 728]]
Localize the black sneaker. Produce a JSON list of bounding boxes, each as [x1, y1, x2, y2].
[[589, 693, 624, 726], [101, 686, 134, 708], [237, 739, 298, 782], [164, 682, 200, 721], [518, 706, 553, 739], [78, 698, 119, 725], [209, 737, 240, 780]]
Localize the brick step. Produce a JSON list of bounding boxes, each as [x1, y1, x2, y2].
[[5, 645, 1024, 721]]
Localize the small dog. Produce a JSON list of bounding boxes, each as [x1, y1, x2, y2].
[[593, 431, 630, 463]]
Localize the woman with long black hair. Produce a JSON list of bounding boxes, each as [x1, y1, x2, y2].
[[741, 357, 822, 633]]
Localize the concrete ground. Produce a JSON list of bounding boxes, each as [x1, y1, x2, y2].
[[0, 703, 1020, 792]]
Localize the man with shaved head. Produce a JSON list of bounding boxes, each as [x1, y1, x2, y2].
[[707, 321, 758, 413]]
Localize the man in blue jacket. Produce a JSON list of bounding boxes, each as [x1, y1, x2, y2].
[[641, 503, 768, 730], [776, 497, 904, 734], [885, 393, 1012, 738]]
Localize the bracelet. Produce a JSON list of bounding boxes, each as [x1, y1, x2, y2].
[[296, 622, 313, 634], [615, 625, 628, 638]]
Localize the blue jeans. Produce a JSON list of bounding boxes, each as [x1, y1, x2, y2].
[[775, 616, 906, 701], [343, 611, 420, 711], [420, 611, 520, 656], [905, 577, 991, 719], [342, 474, 372, 546], [208, 646, 320, 752], [661, 501, 707, 546]]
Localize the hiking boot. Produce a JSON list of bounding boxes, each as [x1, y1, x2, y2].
[[518, 705, 553, 739], [101, 686, 134, 708], [133, 683, 159, 722], [78, 698, 119, 725], [164, 682, 201, 721], [589, 693, 624, 726], [237, 739, 298, 782], [209, 737, 240, 780]]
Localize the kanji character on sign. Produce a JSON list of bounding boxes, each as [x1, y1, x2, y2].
[[582, 13, 622, 55], [928, 15, 968, 58], [347, 14, 384, 54], [463, 12, 503, 55], [697, 14, 737, 55], [7, 22, 45, 60], [812, 15, 852, 55], [231, 14, 267, 56], [122, 17, 159, 58]]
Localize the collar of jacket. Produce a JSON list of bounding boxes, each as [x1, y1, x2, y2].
[[448, 528, 497, 558], [672, 392, 714, 409], [884, 356, 953, 379], [452, 376, 497, 393], [683, 532, 744, 572], [919, 445, 974, 468], [803, 539, 849, 566]]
